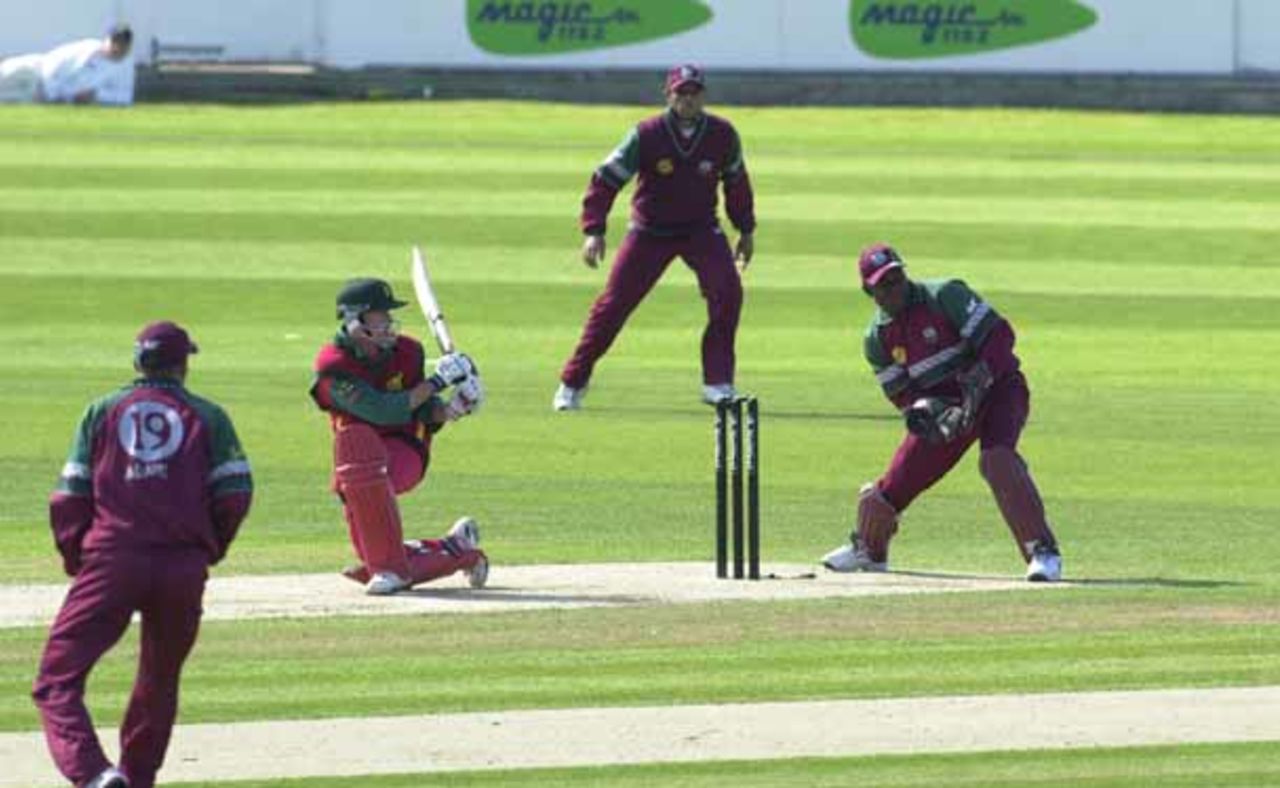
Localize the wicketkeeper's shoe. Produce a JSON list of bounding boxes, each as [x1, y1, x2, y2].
[[365, 571, 408, 596], [701, 383, 737, 405], [85, 767, 129, 788], [821, 542, 888, 573], [552, 383, 587, 411], [1025, 542, 1062, 582]]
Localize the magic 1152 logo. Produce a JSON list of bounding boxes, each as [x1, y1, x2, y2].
[[851, 0, 1098, 58], [467, 0, 712, 54]]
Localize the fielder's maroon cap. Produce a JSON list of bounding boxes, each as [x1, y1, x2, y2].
[[665, 63, 705, 92], [135, 320, 198, 369], [858, 243, 905, 287]]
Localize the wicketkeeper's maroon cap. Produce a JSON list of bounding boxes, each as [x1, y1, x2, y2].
[[665, 63, 706, 92], [858, 243, 905, 287], [135, 320, 198, 369]]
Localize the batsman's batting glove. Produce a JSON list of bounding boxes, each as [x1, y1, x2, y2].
[[444, 376, 484, 421], [429, 352, 475, 390]]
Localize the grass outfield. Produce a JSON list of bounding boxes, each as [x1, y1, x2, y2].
[[1, 102, 1278, 782], [167, 742, 1280, 787]]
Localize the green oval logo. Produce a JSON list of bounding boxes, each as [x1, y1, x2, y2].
[[851, 1, 1098, 59], [468, 0, 713, 55]]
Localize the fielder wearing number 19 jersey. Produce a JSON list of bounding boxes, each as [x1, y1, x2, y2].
[[34, 321, 252, 788], [821, 244, 1063, 583]]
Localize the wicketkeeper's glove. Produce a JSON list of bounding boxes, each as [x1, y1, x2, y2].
[[905, 397, 965, 444], [955, 360, 994, 431]]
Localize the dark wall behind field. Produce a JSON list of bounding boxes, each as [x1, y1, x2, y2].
[[139, 66, 1280, 114]]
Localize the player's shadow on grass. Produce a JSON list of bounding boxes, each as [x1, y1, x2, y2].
[[1068, 577, 1243, 589], [588, 405, 897, 422], [890, 569, 1241, 589], [399, 587, 648, 605]]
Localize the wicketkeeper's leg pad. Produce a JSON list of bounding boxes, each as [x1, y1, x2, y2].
[[979, 446, 1057, 560], [334, 423, 411, 579], [855, 482, 899, 563]]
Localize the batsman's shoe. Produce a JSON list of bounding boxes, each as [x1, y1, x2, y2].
[[553, 383, 587, 411], [701, 383, 737, 405], [365, 571, 408, 596], [1026, 543, 1062, 583], [86, 767, 129, 788], [467, 553, 490, 589], [446, 517, 488, 588], [341, 564, 370, 585], [821, 542, 888, 573], [446, 516, 481, 551]]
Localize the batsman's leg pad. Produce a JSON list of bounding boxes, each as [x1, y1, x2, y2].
[[855, 482, 899, 563], [334, 423, 411, 579], [402, 540, 483, 587], [979, 446, 1057, 561]]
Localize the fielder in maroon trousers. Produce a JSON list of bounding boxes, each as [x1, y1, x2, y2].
[[553, 63, 757, 411], [821, 244, 1063, 582], [33, 321, 252, 788]]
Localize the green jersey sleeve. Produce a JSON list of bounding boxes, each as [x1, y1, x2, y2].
[[863, 320, 909, 400], [934, 279, 1000, 349], [190, 396, 253, 499], [597, 127, 640, 189], [54, 400, 108, 498], [327, 374, 416, 426]]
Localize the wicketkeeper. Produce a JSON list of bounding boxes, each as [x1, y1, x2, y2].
[[822, 243, 1063, 582], [310, 278, 488, 595]]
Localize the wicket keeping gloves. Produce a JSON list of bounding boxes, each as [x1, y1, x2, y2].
[[956, 361, 994, 431], [429, 352, 476, 391], [905, 397, 964, 444]]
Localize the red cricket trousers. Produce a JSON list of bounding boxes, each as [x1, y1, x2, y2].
[[560, 226, 743, 388]]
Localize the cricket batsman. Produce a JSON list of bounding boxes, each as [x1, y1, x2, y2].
[[310, 277, 488, 595], [821, 243, 1063, 582], [553, 63, 756, 411]]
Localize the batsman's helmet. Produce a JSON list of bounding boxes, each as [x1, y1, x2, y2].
[[335, 278, 407, 320]]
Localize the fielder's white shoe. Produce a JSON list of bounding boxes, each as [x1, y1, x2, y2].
[[821, 542, 888, 573], [553, 383, 587, 411], [702, 383, 737, 405], [365, 571, 408, 596], [85, 767, 129, 788], [1026, 543, 1062, 582]]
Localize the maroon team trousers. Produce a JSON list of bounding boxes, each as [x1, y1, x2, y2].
[[561, 227, 743, 388], [33, 548, 208, 788]]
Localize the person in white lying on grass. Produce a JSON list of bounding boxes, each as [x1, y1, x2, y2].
[[0, 24, 135, 105]]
